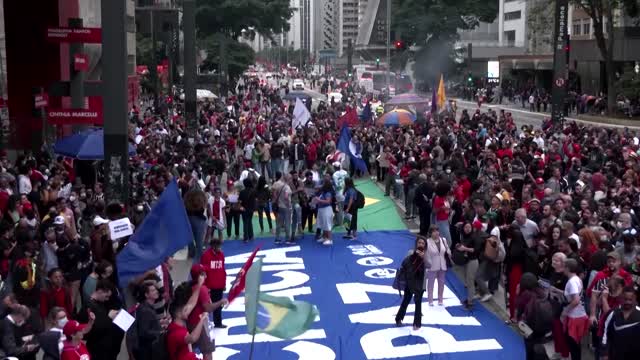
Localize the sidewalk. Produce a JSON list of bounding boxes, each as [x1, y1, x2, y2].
[[454, 98, 640, 129]]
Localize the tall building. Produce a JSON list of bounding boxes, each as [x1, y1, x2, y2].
[[316, 0, 339, 52], [355, 0, 390, 49], [299, 0, 315, 54], [337, 0, 359, 57]]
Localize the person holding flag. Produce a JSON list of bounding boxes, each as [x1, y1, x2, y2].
[[185, 264, 228, 360]]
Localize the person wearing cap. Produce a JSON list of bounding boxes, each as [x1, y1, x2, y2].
[[185, 264, 228, 360], [89, 216, 113, 266], [61, 314, 95, 360]]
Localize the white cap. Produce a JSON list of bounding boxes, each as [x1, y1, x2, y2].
[[53, 216, 65, 225], [92, 216, 110, 227], [332, 162, 341, 168]]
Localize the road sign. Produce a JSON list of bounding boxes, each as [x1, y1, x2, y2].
[[46, 27, 102, 43], [555, 78, 566, 87], [34, 94, 49, 109], [47, 108, 103, 125]]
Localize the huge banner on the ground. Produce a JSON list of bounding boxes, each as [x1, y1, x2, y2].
[[211, 230, 524, 359]]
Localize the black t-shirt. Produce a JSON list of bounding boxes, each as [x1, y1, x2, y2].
[[239, 188, 256, 212]]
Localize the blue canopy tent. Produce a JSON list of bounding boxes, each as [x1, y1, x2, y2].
[[53, 128, 136, 160]]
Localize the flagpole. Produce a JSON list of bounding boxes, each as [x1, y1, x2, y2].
[[248, 332, 256, 360]]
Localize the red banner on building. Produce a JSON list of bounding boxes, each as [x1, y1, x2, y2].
[[46, 27, 102, 43], [34, 94, 49, 109], [74, 53, 90, 72], [47, 108, 103, 125]]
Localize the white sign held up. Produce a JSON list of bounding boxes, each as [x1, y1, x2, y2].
[[108, 218, 134, 240]]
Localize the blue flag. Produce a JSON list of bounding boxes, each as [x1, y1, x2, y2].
[[337, 126, 368, 174], [116, 180, 192, 288], [359, 102, 372, 122]]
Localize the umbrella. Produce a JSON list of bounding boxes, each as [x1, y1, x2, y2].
[[386, 93, 429, 106], [54, 128, 136, 160], [376, 109, 417, 127]]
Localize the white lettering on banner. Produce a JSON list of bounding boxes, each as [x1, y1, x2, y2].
[[348, 244, 383, 256], [203, 347, 240, 360], [223, 287, 313, 312], [361, 327, 502, 359], [336, 283, 408, 304], [225, 270, 309, 293], [226, 263, 305, 275], [283, 341, 336, 360], [356, 256, 393, 266], [349, 304, 481, 326], [212, 316, 326, 346], [225, 246, 303, 265], [364, 268, 396, 279]]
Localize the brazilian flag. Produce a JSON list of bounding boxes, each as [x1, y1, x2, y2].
[[245, 258, 319, 339]]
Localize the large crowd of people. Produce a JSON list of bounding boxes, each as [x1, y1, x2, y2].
[[0, 72, 638, 360]]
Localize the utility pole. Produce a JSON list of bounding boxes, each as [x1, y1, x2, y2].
[[102, 0, 130, 206], [551, 0, 569, 125], [385, 0, 391, 92], [347, 38, 353, 77], [183, 0, 197, 138]]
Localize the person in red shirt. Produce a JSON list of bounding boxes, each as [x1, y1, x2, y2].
[[61, 315, 95, 360], [167, 275, 212, 360], [186, 264, 228, 360], [40, 268, 74, 320], [200, 239, 227, 328], [432, 182, 452, 244]]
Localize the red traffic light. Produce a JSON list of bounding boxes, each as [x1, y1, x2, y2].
[[394, 40, 404, 49]]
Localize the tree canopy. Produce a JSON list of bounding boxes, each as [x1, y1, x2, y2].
[[195, 0, 294, 40]]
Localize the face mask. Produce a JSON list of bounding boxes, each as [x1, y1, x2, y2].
[[69, 196, 76, 202], [136, 205, 144, 212], [445, 169, 451, 174], [57, 317, 68, 328]]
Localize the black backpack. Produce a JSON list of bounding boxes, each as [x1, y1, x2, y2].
[[354, 190, 365, 209], [525, 296, 554, 336], [392, 262, 407, 296]]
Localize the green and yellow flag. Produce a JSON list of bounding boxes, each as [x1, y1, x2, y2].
[[245, 258, 319, 339]]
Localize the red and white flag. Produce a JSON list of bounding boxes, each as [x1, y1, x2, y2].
[[227, 246, 261, 304]]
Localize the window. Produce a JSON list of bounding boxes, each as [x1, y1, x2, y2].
[[504, 11, 521, 21], [573, 22, 581, 35], [583, 21, 591, 35], [504, 30, 516, 46]]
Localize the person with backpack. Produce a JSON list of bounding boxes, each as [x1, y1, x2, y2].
[[342, 178, 363, 240], [130, 281, 164, 360], [395, 236, 426, 330], [516, 272, 554, 360]]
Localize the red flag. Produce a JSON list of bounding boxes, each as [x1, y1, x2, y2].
[[337, 106, 359, 128], [227, 246, 261, 304]]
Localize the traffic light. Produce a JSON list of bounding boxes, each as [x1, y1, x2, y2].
[[467, 72, 473, 83], [376, 57, 380, 69], [394, 40, 406, 50]]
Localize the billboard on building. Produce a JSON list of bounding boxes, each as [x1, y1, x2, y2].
[[487, 61, 500, 78]]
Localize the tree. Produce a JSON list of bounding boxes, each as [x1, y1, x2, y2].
[[616, 64, 640, 102], [199, 34, 256, 81], [572, 0, 639, 114], [195, 0, 294, 40]]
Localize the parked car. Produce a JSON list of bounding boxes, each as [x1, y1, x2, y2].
[[292, 79, 305, 90]]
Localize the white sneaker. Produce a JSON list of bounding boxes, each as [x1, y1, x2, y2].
[[316, 237, 324, 243], [480, 294, 492, 302], [473, 294, 482, 300], [322, 239, 333, 246]]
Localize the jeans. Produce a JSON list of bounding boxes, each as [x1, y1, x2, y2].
[[275, 207, 292, 241], [395, 288, 424, 327], [257, 204, 273, 232], [475, 260, 492, 295], [334, 200, 344, 226], [271, 158, 283, 176], [209, 288, 224, 326], [295, 160, 305, 172], [292, 203, 302, 235], [260, 161, 271, 180], [436, 220, 451, 244], [405, 186, 417, 217], [242, 210, 254, 240], [188, 215, 207, 263], [463, 259, 479, 303], [384, 173, 394, 195]]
